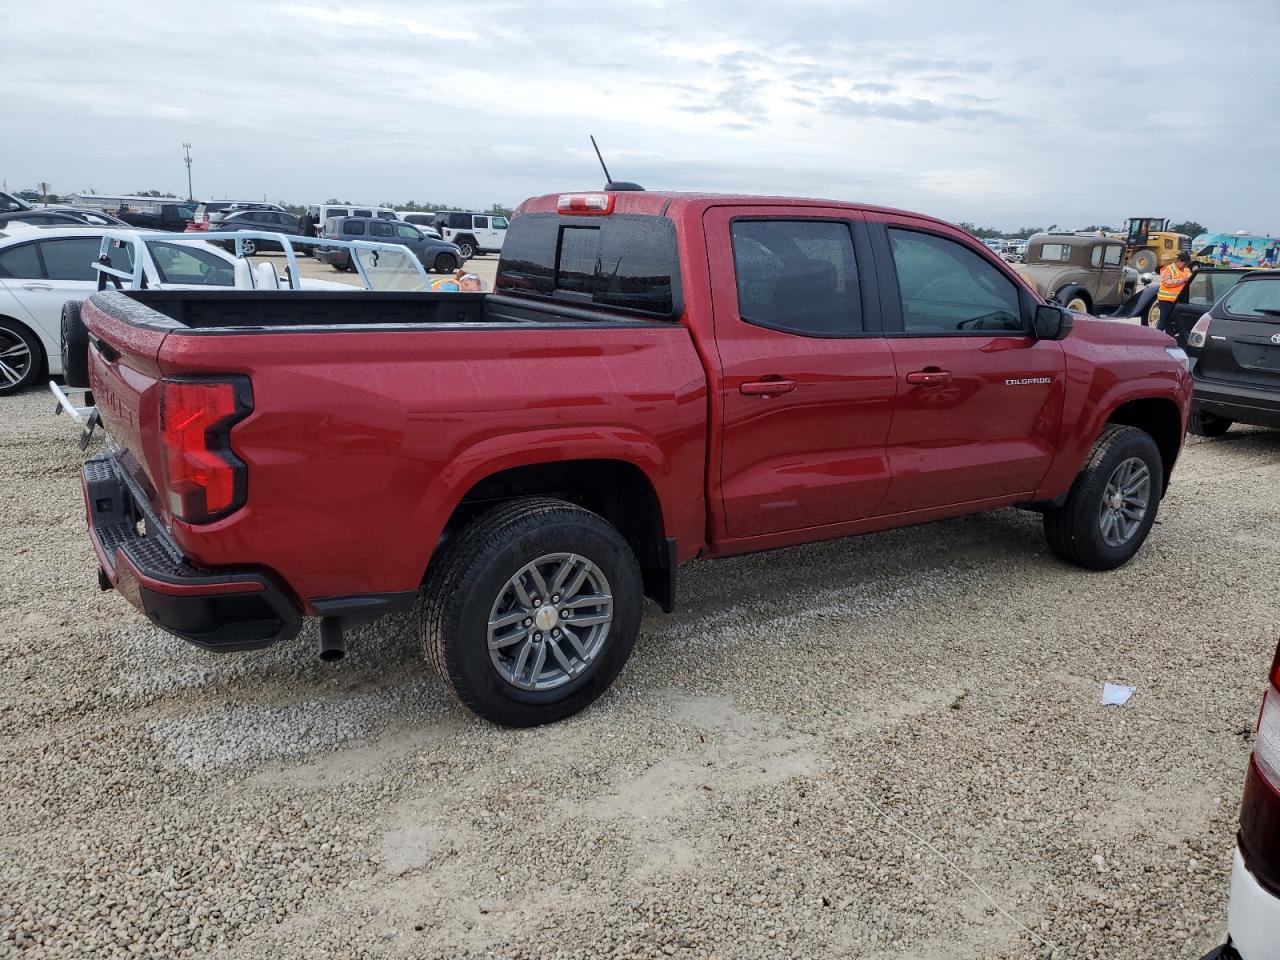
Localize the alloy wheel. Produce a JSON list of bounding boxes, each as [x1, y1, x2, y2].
[[1098, 456, 1151, 547], [487, 552, 614, 692], [0, 333, 32, 388]]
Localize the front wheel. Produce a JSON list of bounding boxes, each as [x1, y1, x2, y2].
[[239, 238, 258, 256], [1043, 424, 1163, 570], [422, 498, 642, 726], [1129, 249, 1158, 273]]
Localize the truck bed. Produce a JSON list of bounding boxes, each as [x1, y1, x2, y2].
[[112, 289, 666, 331]]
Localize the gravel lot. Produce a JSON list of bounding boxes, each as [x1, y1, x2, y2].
[[2, 380, 1278, 959]]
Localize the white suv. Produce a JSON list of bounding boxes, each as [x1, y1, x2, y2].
[[433, 211, 508, 259]]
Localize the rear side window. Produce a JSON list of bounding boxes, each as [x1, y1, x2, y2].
[[370, 221, 393, 238], [0, 242, 42, 279], [38, 237, 104, 281], [447, 213, 471, 229], [730, 220, 861, 336], [1039, 243, 1072, 262], [342, 221, 366, 236], [353, 209, 373, 218], [888, 229, 1022, 334], [495, 213, 678, 317]]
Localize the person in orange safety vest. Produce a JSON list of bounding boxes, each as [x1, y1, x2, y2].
[[1155, 252, 1194, 334]]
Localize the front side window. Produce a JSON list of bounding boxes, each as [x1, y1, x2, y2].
[[730, 220, 861, 336], [0, 242, 42, 279], [38, 237, 107, 281], [1040, 243, 1072, 262], [395, 223, 421, 240], [889, 229, 1022, 334], [1102, 245, 1122, 267], [147, 241, 231, 285]]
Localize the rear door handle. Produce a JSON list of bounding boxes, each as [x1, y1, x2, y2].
[[740, 378, 797, 397], [905, 369, 952, 386], [20, 282, 54, 291]]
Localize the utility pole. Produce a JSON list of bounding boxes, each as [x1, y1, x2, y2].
[[182, 142, 194, 201]]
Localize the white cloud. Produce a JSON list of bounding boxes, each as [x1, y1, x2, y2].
[[1, 0, 1275, 232]]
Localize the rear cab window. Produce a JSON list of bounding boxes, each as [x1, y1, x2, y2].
[[495, 213, 679, 317]]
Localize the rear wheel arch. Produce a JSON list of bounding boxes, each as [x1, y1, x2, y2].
[[1104, 396, 1184, 493], [428, 458, 675, 610]]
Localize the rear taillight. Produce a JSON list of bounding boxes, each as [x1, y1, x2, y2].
[[1258, 685, 1280, 789], [1239, 642, 1280, 897], [159, 377, 252, 524], [1186, 313, 1212, 349], [557, 193, 614, 215]]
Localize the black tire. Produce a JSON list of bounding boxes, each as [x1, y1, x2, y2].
[[0, 316, 43, 395], [433, 253, 458, 274], [456, 239, 476, 260], [1189, 406, 1232, 437], [1129, 249, 1158, 273], [1043, 424, 1163, 571], [60, 301, 91, 388], [422, 497, 642, 726]]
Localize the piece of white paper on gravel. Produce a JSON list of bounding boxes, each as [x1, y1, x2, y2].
[[1101, 683, 1135, 706]]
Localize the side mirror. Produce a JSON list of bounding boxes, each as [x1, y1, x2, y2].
[[1033, 303, 1073, 340]]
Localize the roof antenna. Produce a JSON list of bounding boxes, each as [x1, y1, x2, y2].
[[590, 135, 644, 192]]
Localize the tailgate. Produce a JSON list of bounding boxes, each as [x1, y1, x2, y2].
[[82, 294, 174, 515]]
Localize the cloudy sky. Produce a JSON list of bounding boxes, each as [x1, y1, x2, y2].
[[4, 0, 1276, 232]]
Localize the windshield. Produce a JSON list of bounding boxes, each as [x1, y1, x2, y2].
[[1222, 278, 1280, 320], [351, 245, 427, 291], [146, 240, 236, 286]]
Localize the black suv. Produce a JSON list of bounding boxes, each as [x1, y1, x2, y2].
[[213, 208, 302, 254], [1184, 270, 1280, 436], [316, 217, 465, 273]]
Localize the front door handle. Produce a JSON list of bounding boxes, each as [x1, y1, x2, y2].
[[905, 369, 953, 386], [740, 378, 797, 397], [20, 282, 54, 291]]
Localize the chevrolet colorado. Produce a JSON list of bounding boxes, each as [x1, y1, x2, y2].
[[75, 190, 1192, 725]]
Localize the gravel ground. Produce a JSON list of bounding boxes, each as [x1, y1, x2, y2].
[[2, 386, 1278, 960]]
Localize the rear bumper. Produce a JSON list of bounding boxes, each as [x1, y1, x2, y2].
[[1193, 375, 1280, 429], [82, 455, 301, 651], [1224, 847, 1280, 960], [314, 247, 349, 267]]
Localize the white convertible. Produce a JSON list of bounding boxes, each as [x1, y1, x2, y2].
[[0, 225, 349, 394]]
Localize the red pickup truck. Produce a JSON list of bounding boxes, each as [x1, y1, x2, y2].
[[76, 189, 1192, 725]]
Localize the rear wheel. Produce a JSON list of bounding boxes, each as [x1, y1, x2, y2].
[[456, 239, 476, 260], [0, 317, 42, 395], [1043, 424, 1163, 570], [60, 301, 91, 387], [433, 253, 458, 274], [239, 238, 258, 256], [1064, 293, 1091, 313], [422, 498, 642, 726], [1189, 406, 1232, 437]]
